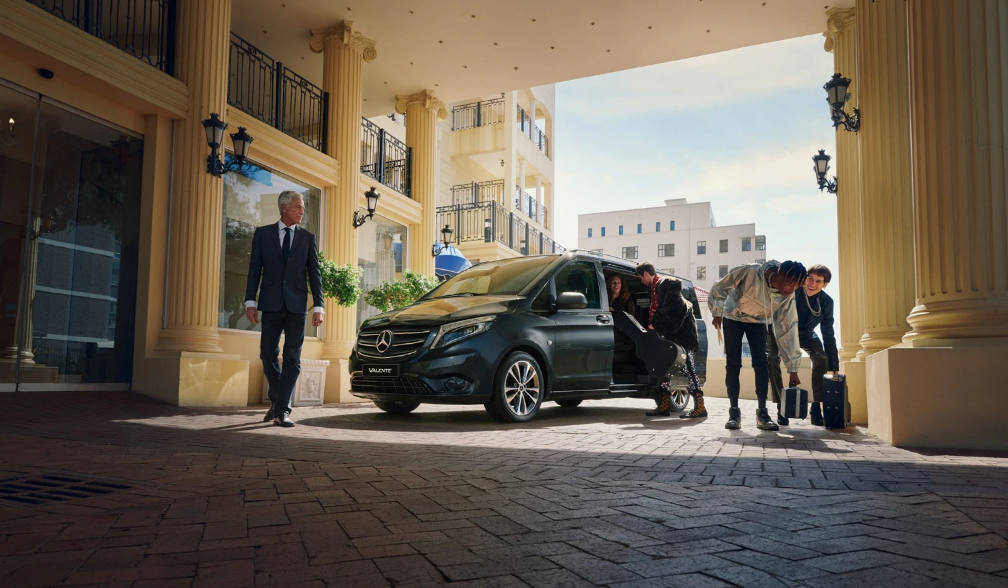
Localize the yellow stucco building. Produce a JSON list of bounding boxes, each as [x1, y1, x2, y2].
[[0, 0, 1005, 451]]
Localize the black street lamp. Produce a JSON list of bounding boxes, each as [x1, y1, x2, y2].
[[813, 150, 838, 194], [352, 186, 381, 228], [824, 73, 860, 133], [432, 224, 454, 257], [202, 113, 254, 176]]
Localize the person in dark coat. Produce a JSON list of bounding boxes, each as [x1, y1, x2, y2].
[[636, 262, 706, 418]]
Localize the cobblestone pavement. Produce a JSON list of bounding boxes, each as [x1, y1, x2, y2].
[[1, 392, 1007, 588]]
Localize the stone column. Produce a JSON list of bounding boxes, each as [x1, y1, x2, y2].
[[535, 175, 543, 227], [824, 7, 865, 363], [824, 7, 868, 425], [518, 159, 527, 212], [854, 0, 916, 356], [310, 21, 376, 402], [156, 0, 232, 354], [528, 99, 537, 140], [397, 89, 447, 278], [904, 0, 1008, 342], [866, 0, 1008, 451]]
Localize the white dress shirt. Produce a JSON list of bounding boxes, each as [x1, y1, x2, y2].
[[246, 221, 324, 314]]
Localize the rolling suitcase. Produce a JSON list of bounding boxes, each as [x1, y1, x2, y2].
[[823, 374, 850, 429], [781, 387, 808, 419]]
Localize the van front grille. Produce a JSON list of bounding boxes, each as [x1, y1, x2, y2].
[[356, 327, 432, 359]]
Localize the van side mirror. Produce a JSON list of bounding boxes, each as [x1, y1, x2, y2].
[[556, 291, 588, 310]]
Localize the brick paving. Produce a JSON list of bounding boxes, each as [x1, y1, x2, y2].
[[1, 392, 1007, 587]]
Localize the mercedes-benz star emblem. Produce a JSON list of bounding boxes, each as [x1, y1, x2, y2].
[[375, 330, 394, 354]]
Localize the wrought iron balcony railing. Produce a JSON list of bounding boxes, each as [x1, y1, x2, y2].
[[228, 33, 328, 152], [451, 180, 505, 206], [515, 185, 548, 229], [435, 201, 565, 257], [361, 118, 412, 197], [516, 105, 550, 158], [25, 0, 176, 75], [451, 98, 505, 131]]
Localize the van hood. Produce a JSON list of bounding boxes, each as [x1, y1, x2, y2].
[[361, 295, 520, 329]]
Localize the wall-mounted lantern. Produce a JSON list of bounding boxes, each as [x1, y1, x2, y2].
[[432, 224, 454, 257], [202, 113, 253, 176], [824, 73, 860, 133], [353, 186, 381, 228], [813, 150, 838, 194]]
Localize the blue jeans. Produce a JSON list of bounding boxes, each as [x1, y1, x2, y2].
[[722, 318, 769, 408]]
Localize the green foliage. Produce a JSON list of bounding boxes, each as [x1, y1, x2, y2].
[[364, 271, 441, 312], [319, 253, 364, 307]]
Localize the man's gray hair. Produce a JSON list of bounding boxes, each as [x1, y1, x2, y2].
[[277, 190, 304, 214]]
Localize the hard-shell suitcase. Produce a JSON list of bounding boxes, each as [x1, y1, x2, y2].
[[823, 374, 850, 429], [781, 387, 809, 419]]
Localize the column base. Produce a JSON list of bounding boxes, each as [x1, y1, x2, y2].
[[133, 352, 249, 408], [322, 358, 363, 404], [840, 359, 867, 425], [858, 330, 906, 356], [156, 326, 225, 354], [866, 346, 1008, 450]]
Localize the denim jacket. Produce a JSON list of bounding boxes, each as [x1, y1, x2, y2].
[[707, 260, 802, 372]]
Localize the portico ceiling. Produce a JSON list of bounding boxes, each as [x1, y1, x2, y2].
[[232, 0, 853, 118]]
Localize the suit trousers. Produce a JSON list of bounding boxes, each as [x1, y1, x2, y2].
[[722, 318, 769, 406], [769, 332, 827, 403], [261, 307, 306, 416]]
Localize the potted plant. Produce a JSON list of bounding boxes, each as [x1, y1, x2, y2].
[[318, 253, 364, 307], [365, 271, 441, 312]]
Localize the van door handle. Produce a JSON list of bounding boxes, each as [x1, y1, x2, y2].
[[596, 315, 611, 324]]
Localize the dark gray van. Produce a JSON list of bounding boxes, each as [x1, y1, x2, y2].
[[349, 251, 708, 422]]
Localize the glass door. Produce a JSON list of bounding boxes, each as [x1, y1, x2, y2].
[[0, 81, 143, 391]]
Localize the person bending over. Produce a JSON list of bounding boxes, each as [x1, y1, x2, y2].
[[708, 260, 805, 431]]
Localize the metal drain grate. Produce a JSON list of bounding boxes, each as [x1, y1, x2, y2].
[[0, 475, 131, 505]]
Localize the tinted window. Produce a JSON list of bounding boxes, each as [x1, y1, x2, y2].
[[427, 256, 554, 298], [554, 261, 601, 309]]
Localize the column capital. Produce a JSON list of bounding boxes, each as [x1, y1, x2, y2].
[[395, 89, 448, 121], [309, 20, 377, 62], [823, 7, 855, 53]]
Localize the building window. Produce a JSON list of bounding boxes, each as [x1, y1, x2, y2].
[[601, 226, 606, 237], [622, 246, 638, 259], [590, 248, 603, 254], [697, 241, 706, 255], [719, 239, 728, 253], [664, 268, 675, 275], [637, 223, 642, 233], [670, 220, 675, 231], [658, 243, 674, 257], [655, 222, 661, 232], [222, 160, 323, 336], [697, 266, 706, 280], [619, 225, 623, 235], [588, 228, 592, 238], [719, 265, 729, 278], [755, 258, 766, 265], [756, 236, 766, 251], [357, 216, 409, 328], [742, 237, 752, 252]]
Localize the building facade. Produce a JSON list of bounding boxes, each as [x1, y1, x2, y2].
[[578, 198, 767, 359], [1, 0, 1004, 450]]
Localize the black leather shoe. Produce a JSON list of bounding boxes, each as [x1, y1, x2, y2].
[[810, 403, 825, 427], [756, 408, 779, 431], [263, 407, 275, 422], [725, 407, 741, 430], [274, 414, 295, 427]]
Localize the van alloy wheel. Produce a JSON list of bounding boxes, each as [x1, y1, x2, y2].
[[670, 389, 690, 412], [486, 351, 544, 423], [505, 360, 540, 416]]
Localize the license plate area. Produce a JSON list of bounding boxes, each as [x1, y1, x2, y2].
[[363, 364, 400, 377]]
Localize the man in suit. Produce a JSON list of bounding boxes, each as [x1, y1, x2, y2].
[[245, 190, 324, 427]]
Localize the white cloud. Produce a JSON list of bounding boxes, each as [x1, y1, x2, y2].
[[561, 35, 832, 118]]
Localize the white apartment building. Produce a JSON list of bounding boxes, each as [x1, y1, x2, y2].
[[578, 199, 767, 359]]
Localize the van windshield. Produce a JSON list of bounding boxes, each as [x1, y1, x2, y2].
[[426, 256, 555, 298]]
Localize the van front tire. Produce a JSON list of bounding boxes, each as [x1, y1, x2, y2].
[[485, 351, 543, 423]]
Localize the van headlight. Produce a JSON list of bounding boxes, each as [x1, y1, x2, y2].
[[432, 317, 495, 349]]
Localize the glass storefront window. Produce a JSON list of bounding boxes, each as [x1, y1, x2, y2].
[[357, 215, 407, 328], [220, 159, 322, 336], [0, 83, 143, 387]]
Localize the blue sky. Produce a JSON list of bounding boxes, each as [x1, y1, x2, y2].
[[553, 33, 843, 339]]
